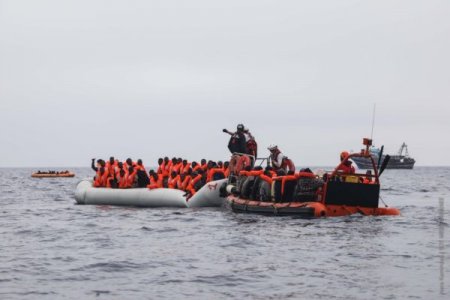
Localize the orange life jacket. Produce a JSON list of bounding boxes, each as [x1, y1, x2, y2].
[[223, 166, 230, 177], [235, 155, 251, 174], [176, 176, 191, 191], [157, 163, 164, 175], [187, 174, 202, 195], [117, 173, 128, 188], [105, 162, 118, 178], [273, 175, 297, 196], [259, 174, 273, 185], [337, 163, 355, 174], [126, 170, 137, 188], [93, 170, 109, 187], [170, 163, 182, 175], [180, 163, 191, 174], [207, 168, 225, 182], [297, 172, 316, 179], [168, 175, 180, 189], [147, 175, 163, 189]]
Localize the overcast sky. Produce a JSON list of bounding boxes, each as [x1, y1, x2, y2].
[[1, 0, 449, 167]]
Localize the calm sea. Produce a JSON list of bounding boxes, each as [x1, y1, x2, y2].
[[0, 167, 449, 299]]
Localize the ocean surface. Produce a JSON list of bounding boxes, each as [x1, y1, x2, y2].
[[0, 167, 449, 299]]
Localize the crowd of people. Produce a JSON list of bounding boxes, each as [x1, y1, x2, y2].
[[91, 124, 373, 200], [91, 156, 229, 197]]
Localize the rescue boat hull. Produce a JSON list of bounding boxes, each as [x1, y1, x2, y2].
[[226, 196, 400, 217]]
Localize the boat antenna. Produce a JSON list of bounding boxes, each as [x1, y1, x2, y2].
[[370, 103, 376, 140]]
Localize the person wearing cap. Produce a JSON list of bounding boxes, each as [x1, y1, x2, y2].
[[268, 145, 295, 173]]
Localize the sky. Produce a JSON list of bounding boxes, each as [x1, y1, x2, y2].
[[1, 0, 449, 167]]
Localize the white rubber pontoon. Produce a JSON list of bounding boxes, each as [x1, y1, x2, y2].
[[187, 179, 227, 208], [75, 179, 227, 208]]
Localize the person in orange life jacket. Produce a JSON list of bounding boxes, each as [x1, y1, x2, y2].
[[104, 156, 116, 176], [93, 167, 108, 187], [106, 172, 118, 188], [124, 158, 136, 171], [197, 169, 208, 190], [337, 151, 355, 174], [200, 159, 208, 171], [156, 158, 164, 175], [184, 170, 198, 196], [125, 166, 138, 188], [116, 161, 125, 174], [191, 161, 201, 172], [176, 172, 192, 191], [169, 157, 180, 174], [105, 157, 118, 187], [161, 157, 171, 177], [361, 170, 374, 184], [223, 124, 247, 154], [176, 158, 183, 174], [117, 169, 128, 188], [168, 171, 180, 189], [268, 145, 295, 173], [147, 170, 163, 189], [223, 161, 230, 177], [180, 159, 191, 174], [207, 162, 226, 182], [186, 167, 193, 176]]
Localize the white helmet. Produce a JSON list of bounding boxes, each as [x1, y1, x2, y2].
[[267, 144, 278, 151]]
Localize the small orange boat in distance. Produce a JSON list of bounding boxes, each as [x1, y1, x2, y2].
[[226, 138, 400, 218], [31, 171, 75, 178]]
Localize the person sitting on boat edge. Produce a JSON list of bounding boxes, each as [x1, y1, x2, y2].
[[268, 145, 295, 173]]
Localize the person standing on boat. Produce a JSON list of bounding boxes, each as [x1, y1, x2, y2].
[[268, 145, 295, 173], [337, 151, 355, 174], [223, 124, 247, 154]]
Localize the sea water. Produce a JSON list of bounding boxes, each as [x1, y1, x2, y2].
[[0, 167, 449, 299]]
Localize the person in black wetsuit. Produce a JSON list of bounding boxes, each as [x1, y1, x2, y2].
[[223, 124, 247, 154]]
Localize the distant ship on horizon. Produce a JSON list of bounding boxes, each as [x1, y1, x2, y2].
[[351, 142, 416, 169]]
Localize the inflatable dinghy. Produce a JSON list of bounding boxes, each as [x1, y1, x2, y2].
[[32, 172, 75, 178], [75, 179, 227, 208]]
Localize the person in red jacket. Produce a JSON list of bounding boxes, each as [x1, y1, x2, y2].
[[336, 151, 355, 174]]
